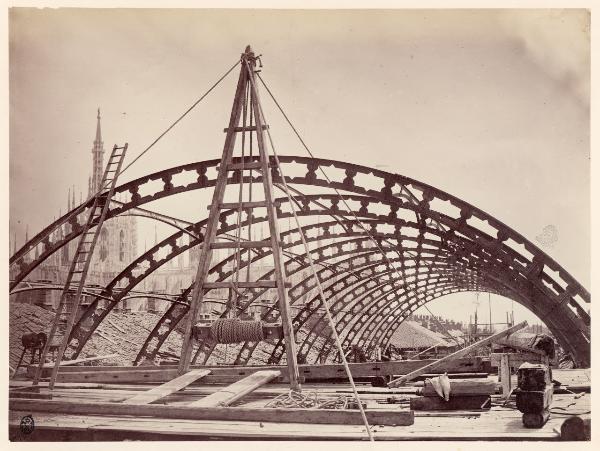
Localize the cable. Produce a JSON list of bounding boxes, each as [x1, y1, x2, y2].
[[120, 59, 240, 176], [245, 60, 374, 441], [257, 73, 461, 348], [13, 61, 238, 268]]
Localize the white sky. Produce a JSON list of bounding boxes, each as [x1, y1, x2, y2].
[[8, 8, 591, 326]]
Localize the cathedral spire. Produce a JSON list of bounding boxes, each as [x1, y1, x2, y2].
[[95, 108, 102, 143], [90, 108, 105, 196]]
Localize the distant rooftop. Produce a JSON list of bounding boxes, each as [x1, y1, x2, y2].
[[388, 321, 453, 349]]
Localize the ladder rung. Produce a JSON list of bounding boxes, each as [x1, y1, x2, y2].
[[223, 125, 269, 133], [212, 201, 267, 210], [225, 161, 273, 171], [203, 281, 291, 289], [210, 240, 272, 249]]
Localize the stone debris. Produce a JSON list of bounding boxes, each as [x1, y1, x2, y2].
[[10, 303, 335, 371]]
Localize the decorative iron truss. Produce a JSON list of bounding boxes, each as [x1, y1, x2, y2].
[[10, 156, 591, 366]]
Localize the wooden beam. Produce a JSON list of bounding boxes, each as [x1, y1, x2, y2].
[[420, 380, 497, 397], [490, 352, 545, 368], [410, 395, 491, 411], [107, 319, 126, 334], [55, 369, 180, 384], [41, 353, 119, 368], [246, 53, 301, 391], [223, 125, 269, 133], [388, 321, 528, 387], [499, 354, 512, 399], [9, 398, 414, 426], [178, 50, 249, 375], [189, 370, 280, 407], [123, 369, 211, 405], [31, 357, 483, 382], [9, 391, 53, 400]]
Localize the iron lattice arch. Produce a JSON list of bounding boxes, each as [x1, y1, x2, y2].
[[10, 156, 591, 366]]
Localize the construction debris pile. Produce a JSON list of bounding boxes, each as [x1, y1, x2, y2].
[[9, 303, 185, 368], [10, 303, 333, 371]]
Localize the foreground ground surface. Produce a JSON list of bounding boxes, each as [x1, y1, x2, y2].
[[9, 369, 590, 441]]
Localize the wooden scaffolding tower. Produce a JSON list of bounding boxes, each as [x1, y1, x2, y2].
[[178, 45, 301, 390]]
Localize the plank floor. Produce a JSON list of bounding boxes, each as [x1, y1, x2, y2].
[[9, 369, 591, 441]]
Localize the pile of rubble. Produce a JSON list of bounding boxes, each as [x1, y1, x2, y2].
[[10, 303, 336, 372], [9, 303, 184, 369]]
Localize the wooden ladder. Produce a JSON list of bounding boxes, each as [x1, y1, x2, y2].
[[178, 45, 301, 390], [32, 144, 128, 389]]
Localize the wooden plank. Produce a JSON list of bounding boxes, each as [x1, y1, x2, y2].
[[10, 381, 105, 389], [30, 358, 483, 382], [41, 354, 119, 368], [96, 331, 118, 345], [389, 321, 528, 387], [420, 380, 497, 397], [9, 413, 564, 441], [410, 395, 491, 411], [55, 369, 180, 384], [107, 319, 126, 334], [9, 398, 414, 427], [123, 369, 211, 405], [499, 354, 512, 398], [189, 370, 281, 407], [10, 391, 53, 400]]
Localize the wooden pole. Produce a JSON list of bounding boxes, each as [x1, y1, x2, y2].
[[388, 321, 528, 387], [245, 47, 301, 391], [178, 54, 248, 375], [500, 353, 512, 399]]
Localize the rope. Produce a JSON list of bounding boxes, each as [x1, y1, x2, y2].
[[15, 60, 240, 267], [244, 60, 374, 441], [265, 390, 350, 410], [120, 59, 239, 176], [257, 73, 461, 348], [210, 318, 264, 344]]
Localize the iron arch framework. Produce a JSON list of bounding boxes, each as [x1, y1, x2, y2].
[[10, 156, 591, 366]]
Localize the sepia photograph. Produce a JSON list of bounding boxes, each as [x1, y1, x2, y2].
[[7, 4, 593, 443]]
